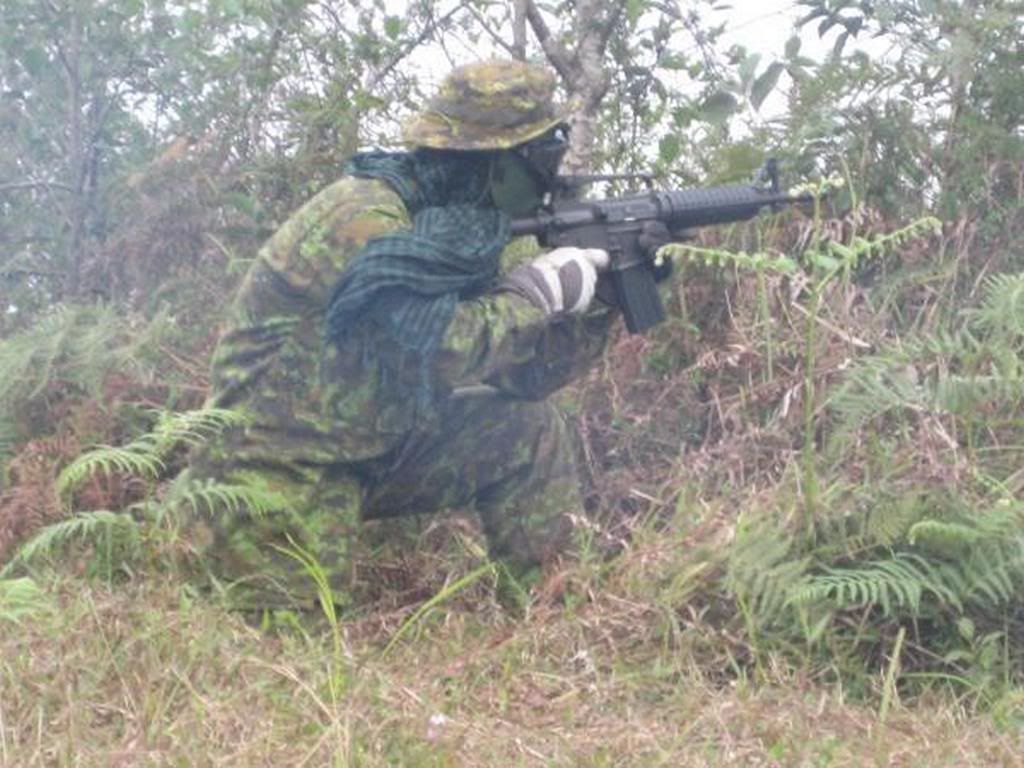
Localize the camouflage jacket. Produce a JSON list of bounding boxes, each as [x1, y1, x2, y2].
[[207, 175, 615, 469]]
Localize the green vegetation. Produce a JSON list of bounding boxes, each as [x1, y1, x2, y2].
[[2, 0, 1022, 764]]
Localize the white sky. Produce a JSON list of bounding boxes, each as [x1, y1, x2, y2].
[[718, 0, 808, 55]]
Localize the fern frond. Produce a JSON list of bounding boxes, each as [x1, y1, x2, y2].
[[830, 313, 1024, 438], [789, 552, 963, 616], [167, 478, 290, 520], [151, 407, 246, 452], [967, 272, 1024, 340], [828, 351, 926, 434], [867, 496, 925, 547], [56, 407, 248, 498], [56, 443, 165, 497], [0, 511, 138, 577], [933, 374, 1024, 416], [804, 216, 941, 274], [667, 244, 799, 276], [727, 524, 809, 622], [0, 305, 145, 407], [908, 520, 983, 551], [960, 539, 1024, 608], [0, 577, 52, 624]]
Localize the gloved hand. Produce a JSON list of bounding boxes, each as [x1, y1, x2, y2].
[[500, 247, 610, 315]]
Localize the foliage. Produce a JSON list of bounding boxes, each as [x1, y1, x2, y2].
[[792, 0, 1023, 223], [0, 510, 140, 580], [3, 406, 250, 578], [0, 303, 175, 483], [56, 407, 244, 497], [0, 304, 154, 411], [0, 576, 51, 624]]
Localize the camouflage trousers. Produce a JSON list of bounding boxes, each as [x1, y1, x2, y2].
[[183, 393, 581, 609]]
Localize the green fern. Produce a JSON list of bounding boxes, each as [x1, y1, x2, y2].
[[57, 444, 166, 496], [666, 243, 799, 276], [967, 272, 1024, 340], [0, 303, 182, 486], [166, 477, 289, 520], [0, 305, 152, 408], [0, 510, 139, 577], [908, 520, 985, 552], [792, 501, 1024, 618], [789, 552, 963, 615], [0, 577, 52, 624], [833, 271, 1024, 440], [867, 495, 927, 547], [726, 523, 809, 624], [56, 407, 245, 497], [150, 408, 246, 452], [828, 351, 927, 435], [5, 406, 251, 576]]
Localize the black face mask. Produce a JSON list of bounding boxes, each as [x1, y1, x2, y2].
[[516, 124, 570, 185], [489, 125, 570, 217]]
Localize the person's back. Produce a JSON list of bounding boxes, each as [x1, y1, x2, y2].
[[207, 175, 417, 465]]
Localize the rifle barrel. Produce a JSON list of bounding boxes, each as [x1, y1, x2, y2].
[[511, 183, 810, 237]]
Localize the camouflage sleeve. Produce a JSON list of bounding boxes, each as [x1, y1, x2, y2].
[[436, 284, 616, 401]]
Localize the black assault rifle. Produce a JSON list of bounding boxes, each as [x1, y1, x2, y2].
[[511, 161, 811, 333]]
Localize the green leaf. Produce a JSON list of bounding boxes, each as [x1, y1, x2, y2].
[[832, 30, 851, 57], [660, 53, 688, 71], [384, 15, 402, 40], [828, 242, 857, 262], [750, 62, 784, 111], [0, 578, 51, 625], [808, 251, 841, 272], [20, 47, 48, 77], [700, 91, 739, 125], [785, 35, 802, 59], [625, 0, 646, 26], [658, 134, 681, 165], [738, 52, 762, 88]]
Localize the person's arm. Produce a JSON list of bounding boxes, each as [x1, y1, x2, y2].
[[436, 248, 616, 400]]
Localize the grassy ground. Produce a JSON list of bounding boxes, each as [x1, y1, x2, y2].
[[3, 566, 1023, 767], [4, 223, 1024, 765]]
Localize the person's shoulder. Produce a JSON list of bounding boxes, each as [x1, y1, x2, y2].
[[265, 175, 408, 250], [309, 175, 407, 222]]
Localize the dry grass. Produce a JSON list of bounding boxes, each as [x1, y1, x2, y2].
[[2, 569, 1022, 768]]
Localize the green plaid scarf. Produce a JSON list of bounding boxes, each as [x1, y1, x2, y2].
[[324, 148, 510, 404]]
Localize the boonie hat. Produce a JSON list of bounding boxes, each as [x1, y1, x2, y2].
[[403, 59, 566, 150]]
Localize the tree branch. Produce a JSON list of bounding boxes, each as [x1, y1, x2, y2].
[[513, 0, 528, 60], [367, 1, 469, 90], [465, 4, 519, 59], [597, 1, 626, 55], [524, 0, 573, 81], [0, 181, 74, 193]]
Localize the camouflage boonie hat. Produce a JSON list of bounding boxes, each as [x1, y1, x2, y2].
[[403, 59, 566, 150]]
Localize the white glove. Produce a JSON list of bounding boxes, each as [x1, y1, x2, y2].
[[501, 247, 610, 315]]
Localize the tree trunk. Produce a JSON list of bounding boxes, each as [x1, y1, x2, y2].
[[524, 0, 621, 174], [64, 1, 86, 299]]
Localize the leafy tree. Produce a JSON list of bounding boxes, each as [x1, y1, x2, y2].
[[792, 0, 1023, 221]]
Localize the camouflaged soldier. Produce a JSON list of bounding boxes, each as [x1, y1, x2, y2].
[[184, 60, 616, 609]]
